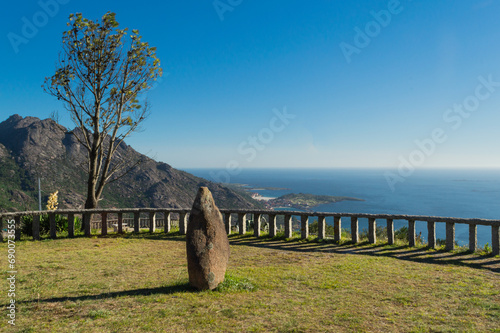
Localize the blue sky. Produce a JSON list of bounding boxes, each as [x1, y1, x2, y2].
[[2, 0, 500, 170]]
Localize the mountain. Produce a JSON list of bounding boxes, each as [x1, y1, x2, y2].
[[0, 115, 261, 212]]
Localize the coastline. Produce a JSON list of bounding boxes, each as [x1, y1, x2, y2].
[[184, 168, 500, 247], [251, 191, 364, 211]]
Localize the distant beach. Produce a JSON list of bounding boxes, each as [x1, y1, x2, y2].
[[252, 194, 276, 201]]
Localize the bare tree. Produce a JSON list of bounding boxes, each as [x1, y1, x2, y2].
[[43, 12, 162, 210]]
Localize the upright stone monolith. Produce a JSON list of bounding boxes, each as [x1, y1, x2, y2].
[[186, 187, 230, 290]]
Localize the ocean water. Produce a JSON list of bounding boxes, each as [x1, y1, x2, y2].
[[184, 168, 500, 247]]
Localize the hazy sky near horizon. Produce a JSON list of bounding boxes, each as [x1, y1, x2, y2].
[[2, 0, 500, 170]]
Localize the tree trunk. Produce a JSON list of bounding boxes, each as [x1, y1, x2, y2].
[[83, 148, 99, 232], [82, 187, 98, 233], [86, 139, 100, 209], [84, 193, 98, 209]]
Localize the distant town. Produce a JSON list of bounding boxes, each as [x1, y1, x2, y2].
[[250, 190, 364, 211]]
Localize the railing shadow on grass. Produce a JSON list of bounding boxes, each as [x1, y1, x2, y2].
[[138, 232, 500, 272], [227, 234, 500, 274], [9, 282, 195, 306], [25, 232, 499, 273]]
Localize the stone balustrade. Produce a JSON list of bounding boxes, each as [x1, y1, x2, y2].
[[1, 208, 499, 255]]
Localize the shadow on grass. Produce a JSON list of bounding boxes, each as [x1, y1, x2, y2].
[[11, 274, 259, 306], [99, 231, 186, 242], [228, 235, 500, 273], [12, 282, 196, 306], [24, 232, 499, 273]]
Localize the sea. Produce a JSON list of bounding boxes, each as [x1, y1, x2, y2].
[[184, 168, 500, 247]]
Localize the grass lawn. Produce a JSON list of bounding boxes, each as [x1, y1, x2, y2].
[[1, 232, 499, 332]]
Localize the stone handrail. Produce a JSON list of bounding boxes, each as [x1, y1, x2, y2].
[[1, 208, 499, 255]]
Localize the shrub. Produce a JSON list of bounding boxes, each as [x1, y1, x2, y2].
[[394, 226, 409, 241], [483, 242, 492, 253], [341, 228, 351, 239], [21, 214, 82, 236], [359, 226, 389, 241], [309, 220, 335, 235], [308, 220, 351, 239], [246, 219, 254, 231], [395, 226, 423, 244], [435, 239, 460, 248]]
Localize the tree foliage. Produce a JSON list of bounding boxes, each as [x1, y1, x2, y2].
[[43, 12, 162, 209]]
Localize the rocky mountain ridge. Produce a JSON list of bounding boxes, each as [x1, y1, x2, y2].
[[0, 114, 260, 212]]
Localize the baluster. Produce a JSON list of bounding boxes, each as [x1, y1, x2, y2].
[[408, 220, 416, 247], [427, 221, 435, 249], [117, 213, 123, 234], [301, 215, 309, 239], [368, 218, 376, 244], [134, 212, 140, 233], [334, 216, 341, 242], [254, 213, 261, 237], [33, 215, 41, 240], [284, 214, 292, 238], [238, 213, 247, 235], [469, 223, 477, 252], [179, 212, 188, 234], [492, 225, 499, 256], [68, 213, 75, 238], [164, 211, 171, 233], [149, 212, 156, 233], [84, 212, 92, 237], [445, 222, 455, 251], [49, 213, 57, 239], [318, 216, 325, 240], [387, 219, 394, 245], [268, 214, 277, 237], [15, 216, 21, 241], [224, 213, 232, 235], [350, 217, 358, 243]]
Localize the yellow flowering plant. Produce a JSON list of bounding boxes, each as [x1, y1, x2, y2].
[[46, 191, 59, 211]]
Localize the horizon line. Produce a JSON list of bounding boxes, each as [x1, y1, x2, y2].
[[178, 166, 500, 170]]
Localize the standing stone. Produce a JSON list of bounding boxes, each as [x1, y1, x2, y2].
[[186, 187, 230, 290]]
